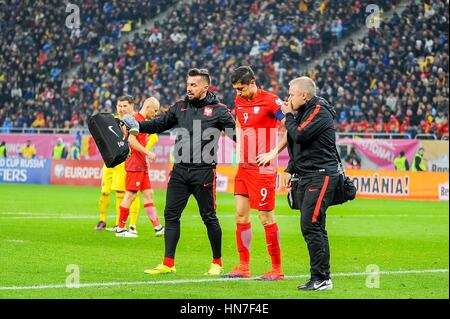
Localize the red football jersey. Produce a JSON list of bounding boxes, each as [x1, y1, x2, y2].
[[235, 88, 283, 169], [125, 112, 148, 172]]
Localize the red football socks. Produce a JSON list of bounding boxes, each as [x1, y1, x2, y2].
[[264, 223, 282, 268], [118, 206, 130, 229], [163, 257, 175, 268], [144, 203, 160, 227], [212, 258, 222, 267], [236, 222, 252, 265]]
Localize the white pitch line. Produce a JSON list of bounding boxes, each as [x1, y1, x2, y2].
[[0, 212, 40, 215], [0, 216, 96, 220], [0, 269, 447, 291], [0, 212, 441, 220], [2, 239, 30, 244]]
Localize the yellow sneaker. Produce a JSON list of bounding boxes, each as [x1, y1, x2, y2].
[[204, 263, 224, 276], [144, 264, 176, 275]]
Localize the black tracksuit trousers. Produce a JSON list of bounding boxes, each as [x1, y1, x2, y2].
[[164, 165, 221, 259], [297, 174, 338, 281]]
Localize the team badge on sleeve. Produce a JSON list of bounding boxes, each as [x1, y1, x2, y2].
[[275, 98, 283, 106]]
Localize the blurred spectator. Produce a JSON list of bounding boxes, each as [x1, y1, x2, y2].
[[393, 151, 409, 171], [69, 142, 81, 160], [412, 147, 428, 171], [435, 110, 449, 138], [32, 113, 46, 128], [20, 140, 37, 159], [345, 147, 362, 170], [52, 138, 67, 159], [1, 117, 13, 133], [0, 141, 6, 157]]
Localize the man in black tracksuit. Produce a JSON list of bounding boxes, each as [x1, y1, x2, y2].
[[124, 68, 235, 276], [281, 76, 339, 291]]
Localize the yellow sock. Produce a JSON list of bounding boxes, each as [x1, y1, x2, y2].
[[129, 195, 140, 226], [99, 192, 110, 222], [115, 191, 125, 226]]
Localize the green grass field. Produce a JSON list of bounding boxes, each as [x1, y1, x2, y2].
[[0, 184, 448, 299]]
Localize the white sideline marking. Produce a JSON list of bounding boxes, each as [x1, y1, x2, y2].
[[0, 216, 96, 220], [0, 269, 447, 291], [0, 212, 97, 219], [0, 212, 40, 215], [0, 212, 440, 220], [3, 240, 30, 244]]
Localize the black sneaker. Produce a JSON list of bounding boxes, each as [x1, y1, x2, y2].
[[94, 221, 106, 230], [298, 279, 333, 291]]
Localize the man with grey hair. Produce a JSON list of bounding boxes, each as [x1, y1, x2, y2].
[[281, 76, 339, 291]]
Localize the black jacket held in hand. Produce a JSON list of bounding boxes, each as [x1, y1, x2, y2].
[[139, 91, 236, 168], [285, 95, 339, 176]]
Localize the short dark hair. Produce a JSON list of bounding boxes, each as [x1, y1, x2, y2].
[[231, 66, 256, 85], [188, 68, 210, 85], [118, 95, 134, 104], [400, 151, 405, 156]]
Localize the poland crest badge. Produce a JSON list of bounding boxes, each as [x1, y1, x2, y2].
[[204, 106, 213, 117]]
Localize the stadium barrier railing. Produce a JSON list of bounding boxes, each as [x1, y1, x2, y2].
[[0, 128, 440, 140]]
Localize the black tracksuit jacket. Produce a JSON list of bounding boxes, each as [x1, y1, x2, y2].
[[284, 95, 339, 176], [138, 91, 235, 168]]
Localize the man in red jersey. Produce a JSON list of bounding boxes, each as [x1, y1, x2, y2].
[[223, 66, 287, 281], [115, 96, 164, 238]]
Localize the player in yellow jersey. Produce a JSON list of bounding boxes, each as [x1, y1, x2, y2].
[[95, 163, 113, 230], [95, 162, 141, 232]]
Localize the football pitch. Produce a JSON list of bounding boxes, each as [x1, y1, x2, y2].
[[0, 184, 448, 299]]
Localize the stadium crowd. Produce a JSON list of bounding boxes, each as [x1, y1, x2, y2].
[[0, 0, 448, 139], [0, 0, 176, 131], [309, 0, 449, 138]]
